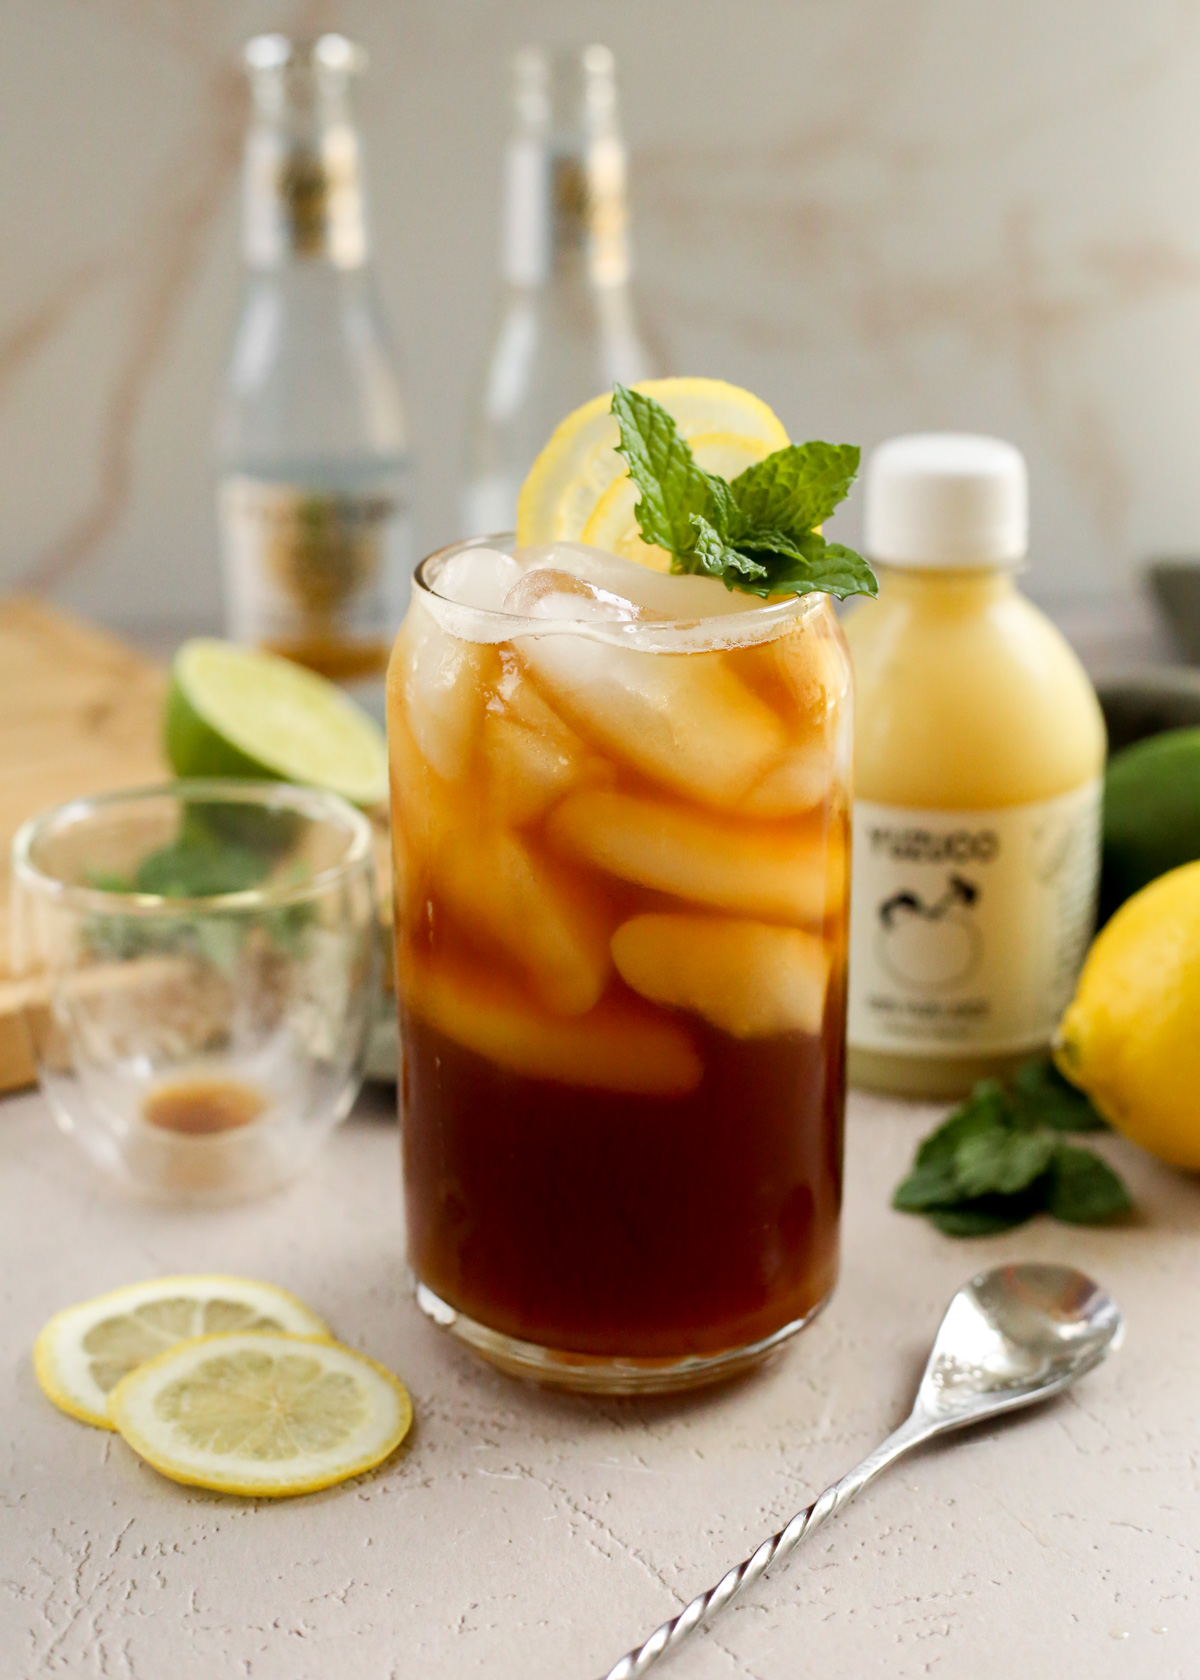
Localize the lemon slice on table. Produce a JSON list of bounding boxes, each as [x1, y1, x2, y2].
[[34, 1275, 329, 1430], [108, 1332, 412, 1497], [580, 431, 774, 570], [516, 377, 789, 548], [166, 639, 388, 808]]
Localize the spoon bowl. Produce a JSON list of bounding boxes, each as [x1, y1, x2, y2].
[[914, 1262, 1124, 1429]]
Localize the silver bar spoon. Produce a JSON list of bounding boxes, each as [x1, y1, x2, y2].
[[599, 1262, 1123, 1680]]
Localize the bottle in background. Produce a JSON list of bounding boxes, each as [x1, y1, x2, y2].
[[218, 33, 412, 719], [460, 44, 657, 538], [843, 435, 1106, 1100]]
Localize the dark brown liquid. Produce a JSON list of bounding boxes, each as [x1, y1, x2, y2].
[[401, 995, 844, 1360], [143, 1078, 267, 1137], [392, 597, 851, 1362]]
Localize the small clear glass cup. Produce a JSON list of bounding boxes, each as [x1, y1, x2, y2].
[[12, 780, 378, 1202]]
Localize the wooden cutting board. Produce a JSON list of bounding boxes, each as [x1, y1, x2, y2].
[[0, 598, 168, 1092]]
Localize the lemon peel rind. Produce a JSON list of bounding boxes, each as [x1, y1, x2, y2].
[[107, 1332, 413, 1498], [33, 1275, 331, 1431]]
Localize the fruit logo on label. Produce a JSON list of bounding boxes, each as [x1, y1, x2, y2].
[[875, 873, 983, 990]]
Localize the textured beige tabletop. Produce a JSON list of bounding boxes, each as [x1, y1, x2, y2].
[[2, 1083, 1198, 1680]]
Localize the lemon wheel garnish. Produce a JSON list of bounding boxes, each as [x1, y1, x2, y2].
[[107, 1332, 412, 1497], [580, 431, 773, 569], [516, 378, 789, 548], [34, 1275, 329, 1430]]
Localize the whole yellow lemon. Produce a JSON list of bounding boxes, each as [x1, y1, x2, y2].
[[1055, 858, 1200, 1169]]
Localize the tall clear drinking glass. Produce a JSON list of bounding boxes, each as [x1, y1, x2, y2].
[[388, 537, 851, 1392]]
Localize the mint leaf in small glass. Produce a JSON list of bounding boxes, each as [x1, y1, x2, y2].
[[610, 385, 877, 601], [135, 838, 269, 899]]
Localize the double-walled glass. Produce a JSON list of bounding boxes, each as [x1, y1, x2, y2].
[[12, 781, 378, 1202], [389, 537, 851, 1392]]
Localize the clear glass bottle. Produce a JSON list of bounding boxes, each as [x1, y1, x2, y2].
[[218, 33, 412, 720], [460, 44, 656, 538]]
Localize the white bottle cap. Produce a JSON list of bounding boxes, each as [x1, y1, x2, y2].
[[864, 433, 1028, 567]]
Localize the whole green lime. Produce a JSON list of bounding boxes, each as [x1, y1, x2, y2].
[[1101, 726, 1200, 918]]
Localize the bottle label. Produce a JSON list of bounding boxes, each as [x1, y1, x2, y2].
[[218, 475, 411, 682], [848, 782, 1102, 1057]]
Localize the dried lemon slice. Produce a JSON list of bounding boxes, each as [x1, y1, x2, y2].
[[34, 1276, 329, 1429], [108, 1332, 412, 1497], [516, 378, 789, 547]]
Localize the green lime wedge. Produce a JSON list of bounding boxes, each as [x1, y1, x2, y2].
[[166, 639, 388, 808]]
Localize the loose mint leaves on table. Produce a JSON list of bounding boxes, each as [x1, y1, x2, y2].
[[611, 384, 878, 601], [893, 1058, 1132, 1235]]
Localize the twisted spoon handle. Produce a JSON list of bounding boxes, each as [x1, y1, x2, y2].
[[597, 1412, 934, 1680]]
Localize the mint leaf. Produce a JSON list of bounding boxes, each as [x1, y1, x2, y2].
[[1048, 1146, 1132, 1224], [611, 384, 719, 553], [729, 442, 860, 535], [135, 838, 268, 898], [892, 1065, 1132, 1237], [609, 386, 876, 601], [767, 538, 878, 601], [928, 1197, 1041, 1237], [689, 516, 768, 585], [914, 1081, 1010, 1166], [892, 1159, 961, 1211], [1011, 1057, 1108, 1132], [954, 1127, 1056, 1197]]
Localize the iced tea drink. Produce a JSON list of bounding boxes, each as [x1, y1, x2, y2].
[[388, 537, 851, 1391]]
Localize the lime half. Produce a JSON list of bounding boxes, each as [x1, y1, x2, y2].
[[167, 640, 388, 807]]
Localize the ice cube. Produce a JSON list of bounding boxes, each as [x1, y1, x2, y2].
[[432, 546, 523, 612], [398, 951, 702, 1095], [612, 914, 830, 1037], [769, 620, 849, 731], [393, 597, 497, 781], [483, 667, 608, 825], [503, 566, 646, 625], [434, 823, 612, 1015], [546, 788, 843, 925], [513, 635, 787, 806], [740, 736, 833, 817], [388, 702, 458, 862], [518, 543, 760, 621]]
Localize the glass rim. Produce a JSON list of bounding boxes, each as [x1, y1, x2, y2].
[[11, 778, 374, 917], [413, 532, 824, 652]]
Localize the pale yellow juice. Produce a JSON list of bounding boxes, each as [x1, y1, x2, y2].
[[843, 437, 1106, 1098]]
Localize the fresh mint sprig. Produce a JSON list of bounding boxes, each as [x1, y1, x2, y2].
[[892, 1057, 1132, 1236], [611, 384, 877, 599]]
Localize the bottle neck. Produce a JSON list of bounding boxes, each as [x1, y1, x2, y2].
[[502, 135, 631, 291], [242, 113, 368, 270]]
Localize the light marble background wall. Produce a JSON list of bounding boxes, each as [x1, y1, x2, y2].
[[2, 0, 1200, 645]]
